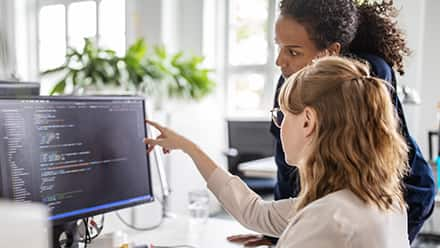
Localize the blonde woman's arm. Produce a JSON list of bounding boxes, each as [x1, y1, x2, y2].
[[144, 120, 293, 237], [207, 166, 295, 237]]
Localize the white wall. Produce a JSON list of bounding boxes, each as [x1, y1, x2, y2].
[[394, 0, 425, 137], [419, 0, 440, 160], [0, 0, 39, 81], [0, 0, 16, 79], [14, 0, 39, 81], [419, 0, 440, 228], [393, 0, 439, 158], [126, 0, 165, 46]]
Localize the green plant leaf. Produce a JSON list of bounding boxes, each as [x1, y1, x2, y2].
[[43, 36, 216, 100], [190, 56, 204, 67], [127, 39, 147, 61], [41, 65, 67, 75], [50, 80, 66, 95], [170, 52, 183, 67], [154, 45, 167, 60]]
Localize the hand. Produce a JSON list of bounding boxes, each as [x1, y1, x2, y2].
[[144, 119, 193, 154], [227, 234, 274, 247]]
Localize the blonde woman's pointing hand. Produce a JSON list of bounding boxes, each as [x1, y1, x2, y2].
[[144, 119, 194, 154]]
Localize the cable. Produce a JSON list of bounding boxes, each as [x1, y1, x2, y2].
[[79, 215, 105, 247], [115, 210, 164, 231], [115, 180, 165, 231], [82, 218, 90, 248], [116, 144, 167, 231], [88, 215, 105, 240], [150, 245, 197, 248]]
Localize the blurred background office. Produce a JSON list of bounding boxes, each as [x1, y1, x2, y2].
[[0, 0, 439, 241]]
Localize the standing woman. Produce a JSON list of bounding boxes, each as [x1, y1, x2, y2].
[[229, 0, 435, 245]]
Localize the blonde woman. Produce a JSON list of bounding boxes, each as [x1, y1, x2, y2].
[[144, 56, 410, 247]]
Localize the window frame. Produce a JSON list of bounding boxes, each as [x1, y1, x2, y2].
[[223, 0, 279, 117], [36, 0, 127, 71]]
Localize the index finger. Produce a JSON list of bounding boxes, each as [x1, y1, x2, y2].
[[145, 119, 165, 132]]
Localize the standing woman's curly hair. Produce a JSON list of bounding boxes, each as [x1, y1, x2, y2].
[[278, 56, 409, 211], [279, 0, 410, 75]]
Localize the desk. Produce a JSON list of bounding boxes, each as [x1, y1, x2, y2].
[[238, 156, 277, 178], [92, 216, 257, 248]]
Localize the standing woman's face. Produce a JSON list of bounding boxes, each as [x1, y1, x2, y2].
[[275, 15, 322, 78]]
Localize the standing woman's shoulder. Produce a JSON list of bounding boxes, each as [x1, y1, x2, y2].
[[353, 52, 393, 83]]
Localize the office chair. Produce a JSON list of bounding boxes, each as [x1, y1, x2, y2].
[[225, 119, 276, 195]]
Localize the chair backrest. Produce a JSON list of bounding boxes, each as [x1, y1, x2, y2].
[[226, 120, 275, 175]]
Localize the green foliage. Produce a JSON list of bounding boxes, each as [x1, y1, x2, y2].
[[43, 39, 120, 95], [42, 38, 216, 101]]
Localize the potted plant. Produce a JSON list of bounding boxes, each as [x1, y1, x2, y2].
[[42, 38, 216, 104]]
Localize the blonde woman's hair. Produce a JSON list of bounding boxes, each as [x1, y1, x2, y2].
[[279, 56, 408, 211]]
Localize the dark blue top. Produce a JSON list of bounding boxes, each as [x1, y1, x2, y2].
[[269, 53, 436, 243]]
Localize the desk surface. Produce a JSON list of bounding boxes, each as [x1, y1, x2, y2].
[[93, 215, 257, 248]]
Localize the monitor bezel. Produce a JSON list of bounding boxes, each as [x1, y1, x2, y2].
[[0, 95, 154, 225]]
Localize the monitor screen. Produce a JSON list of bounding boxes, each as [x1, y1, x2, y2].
[[0, 96, 153, 224], [0, 80, 40, 96]]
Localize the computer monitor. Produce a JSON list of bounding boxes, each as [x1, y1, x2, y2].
[[0, 80, 40, 96], [0, 96, 154, 226]]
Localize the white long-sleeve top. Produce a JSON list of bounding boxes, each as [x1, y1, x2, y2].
[[207, 168, 410, 248]]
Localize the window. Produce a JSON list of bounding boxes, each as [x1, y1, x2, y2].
[[38, 0, 126, 72], [225, 0, 278, 116]]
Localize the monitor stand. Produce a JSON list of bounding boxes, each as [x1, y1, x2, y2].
[[52, 221, 81, 248]]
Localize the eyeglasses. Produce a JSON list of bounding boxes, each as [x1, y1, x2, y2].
[[270, 107, 284, 128]]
